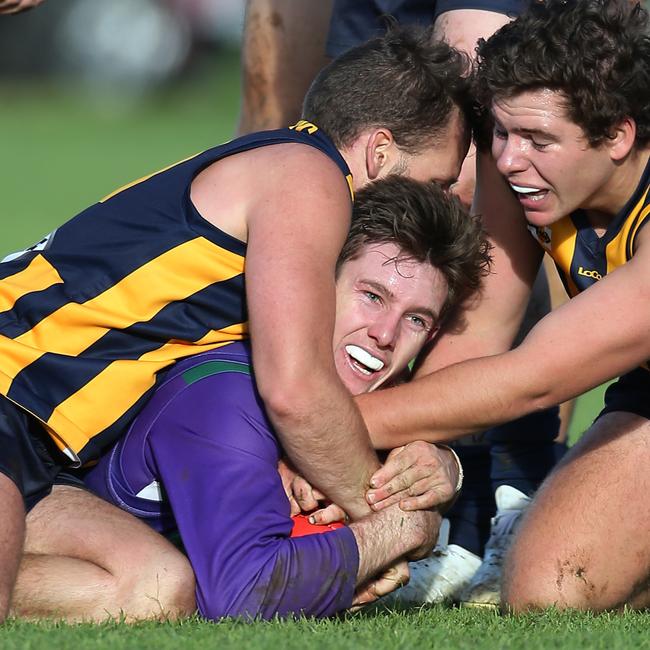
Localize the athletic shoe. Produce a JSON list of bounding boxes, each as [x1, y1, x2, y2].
[[460, 485, 531, 608], [381, 518, 482, 605]]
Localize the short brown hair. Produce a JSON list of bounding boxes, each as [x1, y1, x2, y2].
[[303, 24, 472, 154], [337, 176, 492, 324]]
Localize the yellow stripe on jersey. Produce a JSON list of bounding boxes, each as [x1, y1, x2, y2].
[[628, 203, 650, 257], [137, 332, 244, 364], [605, 188, 650, 273], [0, 255, 63, 314], [345, 174, 354, 201], [194, 322, 249, 346], [0, 335, 46, 395], [550, 218, 580, 296], [290, 120, 319, 134], [46, 337, 243, 454], [13, 238, 244, 366], [100, 152, 203, 202]]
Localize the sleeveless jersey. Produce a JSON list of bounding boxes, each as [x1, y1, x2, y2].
[[527, 158, 650, 371], [0, 121, 353, 464]]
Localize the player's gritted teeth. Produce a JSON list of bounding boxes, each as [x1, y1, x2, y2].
[[344, 344, 385, 376], [509, 183, 549, 202]]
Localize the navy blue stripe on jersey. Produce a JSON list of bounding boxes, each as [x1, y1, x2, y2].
[[0, 124, 351, 459], [569, 212, 608, 292], [80, 383, 165, 465], [7, 274, 247, 423], [0, 252, 34, 279], [0, 282, 65, 338]]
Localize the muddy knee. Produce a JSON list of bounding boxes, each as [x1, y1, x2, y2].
[[503, 549, 625, 612]]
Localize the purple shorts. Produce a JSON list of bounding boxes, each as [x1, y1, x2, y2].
[[84, 341, 358, 620]]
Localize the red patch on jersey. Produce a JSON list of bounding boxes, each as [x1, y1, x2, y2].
[[290, 514, 345, 538]]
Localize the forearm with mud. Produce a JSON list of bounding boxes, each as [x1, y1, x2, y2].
[[350, 504, 439, 584]]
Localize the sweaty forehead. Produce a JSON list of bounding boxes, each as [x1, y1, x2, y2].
[[492, 89, 572, 122]]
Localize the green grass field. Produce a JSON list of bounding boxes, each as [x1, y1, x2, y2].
[[2, 607, 650, 650], [0, 52, 642, 647]]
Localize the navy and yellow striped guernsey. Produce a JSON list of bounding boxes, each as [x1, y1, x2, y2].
[[0, 122, 353, 465], [527, 157, 650, 370]]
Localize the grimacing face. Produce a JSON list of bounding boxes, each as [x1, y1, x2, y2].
[[332, 242, 448, 396], [491, 88, 619, 227]]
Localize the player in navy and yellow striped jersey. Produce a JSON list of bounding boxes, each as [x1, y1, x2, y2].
[[352, 0, 650, 610], [0, 26, 472, 622]]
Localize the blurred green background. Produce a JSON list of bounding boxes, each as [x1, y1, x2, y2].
[[1, 1, 243, 251], [0, 0, 606, 440]]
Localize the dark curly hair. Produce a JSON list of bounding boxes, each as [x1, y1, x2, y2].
[[475, 0, 650, 148], [337, 176, 492, 325], [303, 23, 472, 154]]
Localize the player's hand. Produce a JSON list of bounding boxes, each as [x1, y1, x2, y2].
[[292, 475, 348, 525], [0, 0, 45, 14], [277, 458, 301, 516], [350, 560, 410, 610], [366, 441, 460, 512]]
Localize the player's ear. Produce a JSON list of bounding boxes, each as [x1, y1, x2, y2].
[[365, 128, 396, 180], [606, 117, 636, 162]]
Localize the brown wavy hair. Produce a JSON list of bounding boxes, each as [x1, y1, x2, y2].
[[337, 176, 492, 325], [475, 0, 650, 148]]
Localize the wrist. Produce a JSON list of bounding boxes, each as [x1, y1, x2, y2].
[[435, 444, 464, 495]]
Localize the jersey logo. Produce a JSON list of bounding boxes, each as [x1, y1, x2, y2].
[[526, 224, 552, 246], [2, 229, 57, 263], [577, 266, 603, 280], [289, 120, 318, 135]]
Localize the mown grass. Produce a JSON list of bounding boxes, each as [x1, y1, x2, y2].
[[1, 52, 241, 253], [2, 606, 649, 650]]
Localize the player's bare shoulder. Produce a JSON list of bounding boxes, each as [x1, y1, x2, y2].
[[190, 141, 350, 243]]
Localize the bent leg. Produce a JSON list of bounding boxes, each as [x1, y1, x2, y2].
[[0, 473, 25, 622], [12, 485, 195, 622], [503, 412, 650, 611]]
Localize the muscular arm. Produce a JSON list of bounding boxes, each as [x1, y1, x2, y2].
[[242, 146, 378, 519]]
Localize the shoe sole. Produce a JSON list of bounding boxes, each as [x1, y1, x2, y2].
[[460, 600, 499, 611]]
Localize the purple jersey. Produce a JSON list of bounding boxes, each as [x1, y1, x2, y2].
[[84, 341, 358, 620]]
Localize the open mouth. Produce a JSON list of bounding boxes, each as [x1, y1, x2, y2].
[[345, 345, 385, 376], [510, 183, 548, 202]]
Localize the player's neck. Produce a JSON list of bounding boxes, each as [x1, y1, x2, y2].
[[584, 148, 650, 233]]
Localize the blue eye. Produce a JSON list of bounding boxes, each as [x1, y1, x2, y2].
[[407, 315, 428, 330], [364, 291, 381, 303]]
